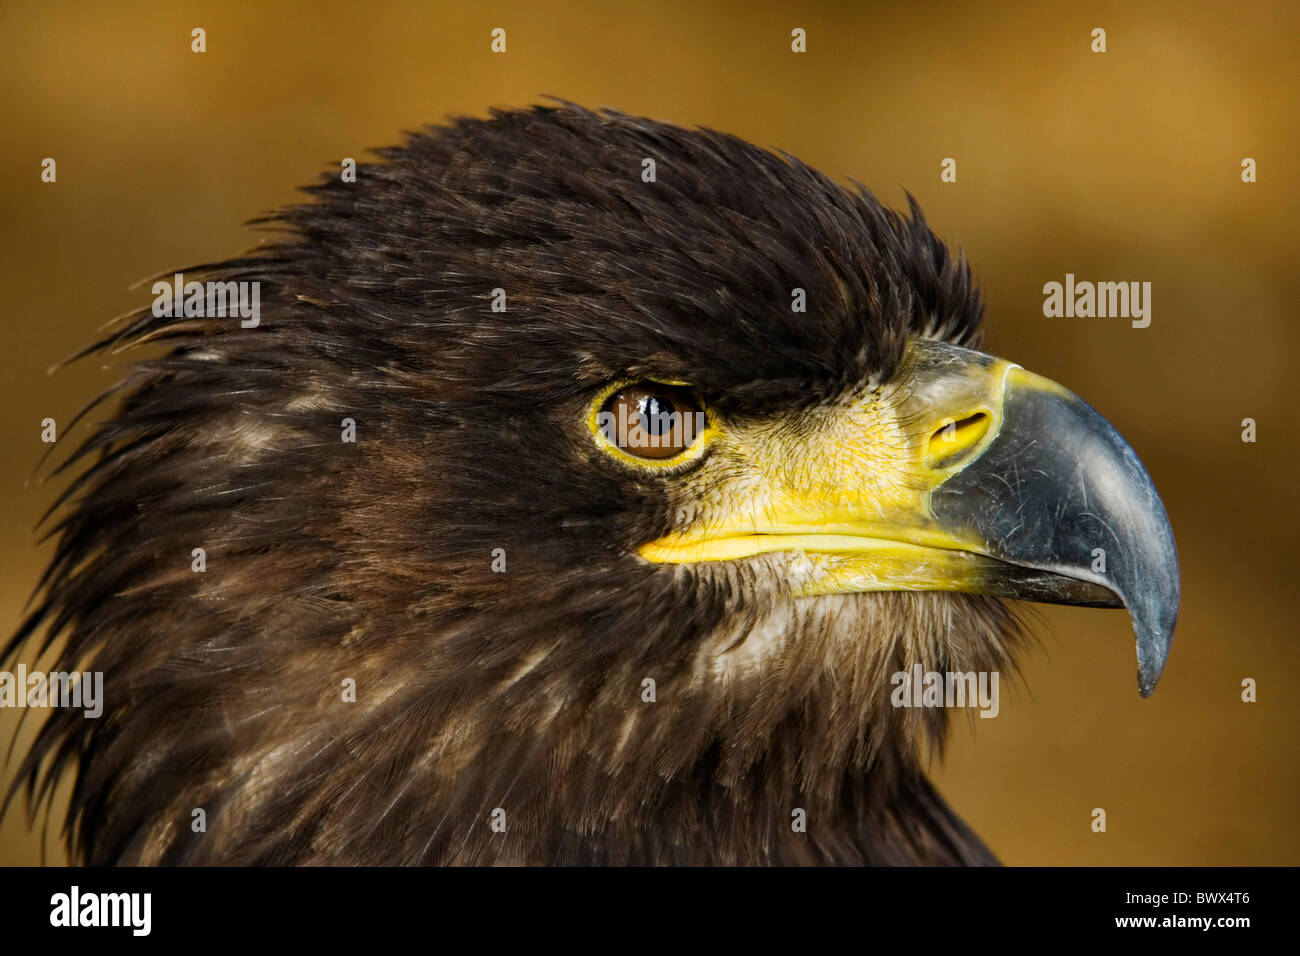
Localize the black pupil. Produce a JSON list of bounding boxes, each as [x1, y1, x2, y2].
[[639, 395, 673, 435]]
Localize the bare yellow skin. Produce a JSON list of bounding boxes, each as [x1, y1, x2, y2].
[[588, 339, 1075, 598]]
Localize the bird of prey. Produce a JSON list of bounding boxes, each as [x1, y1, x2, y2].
[[4, 103, 1178, 866]]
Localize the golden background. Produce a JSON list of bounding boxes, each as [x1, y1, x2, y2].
[[1, 0, 1296, 865]]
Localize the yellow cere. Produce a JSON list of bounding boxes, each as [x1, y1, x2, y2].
[[630, 340, 1035, 598]]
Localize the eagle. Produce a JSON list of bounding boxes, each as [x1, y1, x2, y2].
[[4, 103, 1178, 866]]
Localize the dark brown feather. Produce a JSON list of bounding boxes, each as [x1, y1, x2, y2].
[[4, 104, 1010, 865]]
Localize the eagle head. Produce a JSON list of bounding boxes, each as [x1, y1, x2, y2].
[[6, 104, 1178, 865]]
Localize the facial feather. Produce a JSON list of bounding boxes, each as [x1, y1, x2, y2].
[[5, 103, 1008, 865]]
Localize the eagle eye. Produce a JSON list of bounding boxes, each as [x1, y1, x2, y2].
[[595, 383, 708, 461]]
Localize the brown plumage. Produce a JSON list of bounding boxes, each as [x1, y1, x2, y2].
[[4, 103, 1176, 865]]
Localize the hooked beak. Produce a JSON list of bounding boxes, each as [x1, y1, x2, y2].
[[639, 338, 1180, 696]]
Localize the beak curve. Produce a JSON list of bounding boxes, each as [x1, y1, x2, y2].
[[638, 338, 1180, 696], [924, 343, 1180, 696]]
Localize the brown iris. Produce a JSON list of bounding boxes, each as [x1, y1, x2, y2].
[[600, 384, 705, 459]]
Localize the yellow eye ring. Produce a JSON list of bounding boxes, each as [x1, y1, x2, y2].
[[586, 379, 716, 469]]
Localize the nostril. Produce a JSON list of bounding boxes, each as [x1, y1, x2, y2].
[[926, 411, 992, 469]]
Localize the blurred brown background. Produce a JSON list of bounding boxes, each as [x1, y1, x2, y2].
[[1, 0, 1296, 865]]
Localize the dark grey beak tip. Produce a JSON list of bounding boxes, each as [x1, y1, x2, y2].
[[1134, 585, 1179, 698], [1137, 657, 1162, 698], [1120, 485, 1180, 698]]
